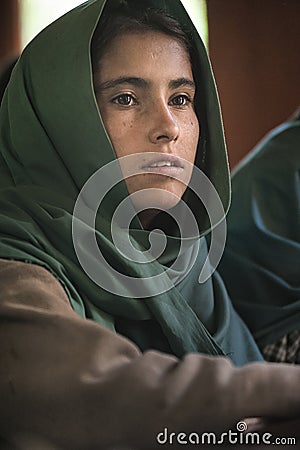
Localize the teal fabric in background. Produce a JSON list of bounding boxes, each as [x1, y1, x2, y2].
[[0, 0, 262, 364], [219, 113, 300, 348]]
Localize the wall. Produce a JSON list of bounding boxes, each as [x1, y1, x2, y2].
[[207, 0, 300, 168], [0, 0, 20, 71]]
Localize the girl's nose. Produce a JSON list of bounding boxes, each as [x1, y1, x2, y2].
[[148, 102, 179, 144]]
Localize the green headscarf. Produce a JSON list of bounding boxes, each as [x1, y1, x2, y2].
[[0, 0, 262, 365], [219, 113, 300, 348]]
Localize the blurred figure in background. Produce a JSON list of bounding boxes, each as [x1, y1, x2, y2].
[[219, 109, 300, 363]]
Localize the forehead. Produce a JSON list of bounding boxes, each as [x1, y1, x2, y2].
[[96, 31, 193, 81]]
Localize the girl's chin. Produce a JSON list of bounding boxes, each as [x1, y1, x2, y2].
[[130, 190, 183, 213], [126, 179, 187, 213]]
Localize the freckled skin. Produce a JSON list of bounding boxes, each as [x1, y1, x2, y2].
[[94, 32, 199, 227]]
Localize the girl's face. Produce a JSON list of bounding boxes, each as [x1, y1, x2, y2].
[[94, 31, 199, 226]]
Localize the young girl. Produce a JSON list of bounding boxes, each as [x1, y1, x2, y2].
[[0, 0, 299, 448]]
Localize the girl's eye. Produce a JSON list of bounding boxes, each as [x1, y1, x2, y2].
[[170, 95, 191, 107], [112, 94, 136, 106]]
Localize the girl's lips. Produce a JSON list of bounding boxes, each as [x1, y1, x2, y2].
[[141, 165, 184, 176], [140, 155, 185, 177]]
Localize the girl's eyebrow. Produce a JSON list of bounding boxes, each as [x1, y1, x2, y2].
[[169, 78, 196, 90], [96, 76, 195, 91], [97, 77, 148, 91]]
